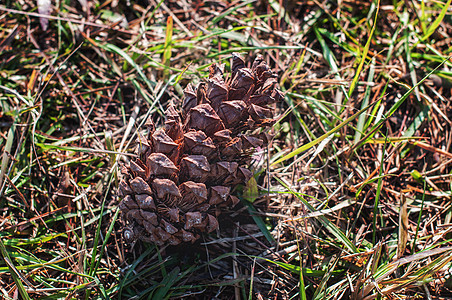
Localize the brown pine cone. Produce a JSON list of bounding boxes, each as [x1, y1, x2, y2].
[[118, 53, 282, 246]]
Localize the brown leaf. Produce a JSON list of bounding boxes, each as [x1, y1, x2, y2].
[[397, 194, 409, 259]]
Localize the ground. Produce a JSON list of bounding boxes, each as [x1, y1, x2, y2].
[[1, 0, 452, 299]]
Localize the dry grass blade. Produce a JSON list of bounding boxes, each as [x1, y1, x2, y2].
[[397, 194, 408, 259]]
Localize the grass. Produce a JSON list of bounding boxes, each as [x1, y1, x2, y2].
[[1, 0, 452, 299]]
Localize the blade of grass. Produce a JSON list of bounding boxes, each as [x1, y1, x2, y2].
[[314, 26, 349, 106], [0, 238, 32, 300], [397, 193, 408, 259], [243, 200, 275, 244], [152, 267, 180, 300], [348, 0, 379, 97], [0, 123, 14, 197], [91, 207, 120, 277], [276, 177, 358, 253], [372, 132, 387, 245], [354, 58, 376, 144], [412, 181, 427, 252], [210, 0, 256, 25], [99, 43, 156, 92], [163, 16, 173, 78], [420, 0, 452, 42], [257, 257, 340, 277], [312, 256, 340, 299], [294, 230, 307, 300], [352, 57, 451, 153], [272, 99, 378, 166], [85, 173, 115, 299]]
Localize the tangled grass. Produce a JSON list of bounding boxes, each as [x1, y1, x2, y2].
[[1, 0, 452, 299]]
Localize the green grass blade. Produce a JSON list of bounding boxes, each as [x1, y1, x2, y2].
[[99, 43, 156, 92], [210, 0, 256, 25], [314, 26, 349, 105], [0, 123, 14, 197], [272, 100, 378, 166], [91, 207, 120, 276], [372, 132, 387, 245], [354, 57, 450, 151], [276, 177, 358, 253], [244, 200, 275, 244], [421, 0, 452, 42], [0, 238, 31, 300], [257, 257, 339, 277], [348, 0, 379, 97], [152, 267, 180, 300], [353, 57, 376, 145], [163, 16, 173, 78], [412, 181, 427, 252]]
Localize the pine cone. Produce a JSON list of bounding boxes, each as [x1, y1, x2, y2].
[[118, 53, 282, 246]]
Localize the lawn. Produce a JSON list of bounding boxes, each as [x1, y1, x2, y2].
[[1, 0, 452, 299]]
